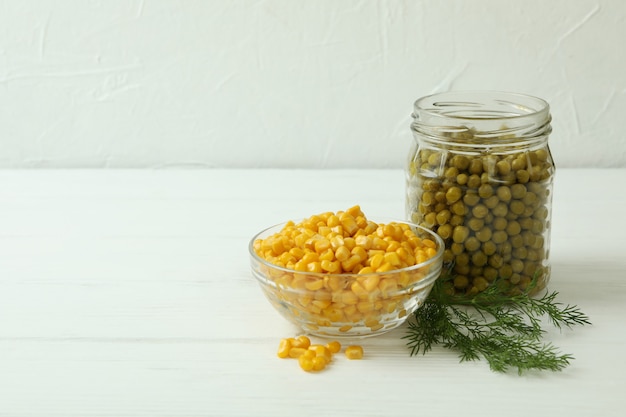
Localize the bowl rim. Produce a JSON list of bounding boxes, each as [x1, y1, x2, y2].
[[248, 216, 445, 279]]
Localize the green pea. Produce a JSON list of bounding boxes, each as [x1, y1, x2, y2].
[[492, 202, 508, 217], [472, 251, 488, 267], [444, 166, 459, 180], [450, 215, 464, 226], [510, 234, 524, 248], [513, 247, 528, 259], [467, 174, 481, 189], [451, 242, 464, 255], [474, 277, 490, 291], [496, 186, 512, 202], [436, 210, 451, 225], [509, 273, 521, 285], [535, 148, 549, 162], [422, 191, 435, 206], [424, 212, 437, 227], [482, 241, 497, 256], [437, 224, 453, 239], [522, 231, 536, 246], [468, 218, 485, 232], [478, 184, 494, 198], [499, 264, 513, 278], [445, 186, 462, 203], [523, 192, 537, 206], [519, 276, 533, 291], [488, 254, 504, 269], [511, 157, 526, 171], [499, 241, 513, 255], [510, 200, 525, 215], [464, 237, 481, 251], [505, 211, 519, 221], [472, 204, 489, 219], [464, 192, 480, 206], [455, 253, 470, 266], [457, 173, 469, 185], [428, 152, 442, 166], [529, 166, 543, 182], [510, 183, 527, 199], [511, 259, 524, 273], [492, 217, 508, 231], [506, 220, 521, 236], [423, 179, 440, 191], [516, 170, 530, 183], [453, 275, 469, 289], [452, 225, 470, 243], [492, 230, 508, 244], [496, 160, 511, 176], [451, 201, 467, 216], [484, 266, 498, 281], [469, 159, 483, 174], [484, 196, 500, 209], [476, 227, 492, 242], [533, 206, 549, 220], [453, 155, 470, 170], [523, 262, 538, 276], [519, 217, 533, 230]]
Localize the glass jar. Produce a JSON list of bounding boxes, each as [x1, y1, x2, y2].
[[405, 91, 555, 298]]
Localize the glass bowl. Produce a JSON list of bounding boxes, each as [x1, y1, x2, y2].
[[249, 218, 444, 338]]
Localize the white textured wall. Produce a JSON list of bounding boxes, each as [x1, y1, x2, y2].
[[1, 0, 624, 168]]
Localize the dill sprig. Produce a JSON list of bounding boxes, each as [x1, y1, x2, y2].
[[403, 273, 591, 375]]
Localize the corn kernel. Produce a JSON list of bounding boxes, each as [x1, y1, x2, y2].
[[305, 278, 324, 291], [334, 246, 350, 262], [309, 344, 332, 363], [314, 238, 331, 253], [319, 248, 335, 262], [327, 214, 340, 227], [351, 246, 367, 262], [298, 354, 315, 371], [320, 259, 340, 273], [288, 347, 307, 358], [277, 338, 292, 358], [345, 345, 364, 360], [326, 341, 342, 353], [312, 356, 327, 371], [293, 335, 311, 349]]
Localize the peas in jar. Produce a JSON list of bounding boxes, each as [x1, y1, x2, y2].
[[405, 91, 555, 298]]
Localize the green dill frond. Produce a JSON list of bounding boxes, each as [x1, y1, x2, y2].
[[404, 275, 591, 374]]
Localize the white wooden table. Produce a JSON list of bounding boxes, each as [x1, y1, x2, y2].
[[1, 169, 625, 417]]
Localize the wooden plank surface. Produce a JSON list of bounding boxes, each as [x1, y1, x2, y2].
[[0, 169, 624, 416]]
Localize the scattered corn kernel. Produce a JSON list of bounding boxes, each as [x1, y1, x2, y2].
[[288, 347, 307, 358], [277, 338, 292, 358], [326, 341, 342, 353], [279, 335, 363, 373], [345, 345, 364, 360], [293, 335, 311, 349]]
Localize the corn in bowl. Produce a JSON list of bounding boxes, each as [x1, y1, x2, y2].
[[249, 206, 444, 338]]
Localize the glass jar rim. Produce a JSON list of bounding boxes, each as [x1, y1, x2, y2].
[[411, 91, 552, 144], [413, 90, 550, 121]]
